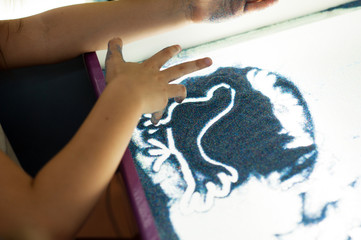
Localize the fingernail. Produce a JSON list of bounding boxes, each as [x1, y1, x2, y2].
[[151, 116, 159, 125], [150, 118, 159, 125], [175, 96, 185, 103], [175, 45, 182, 53], [204, 57, 213, 66]]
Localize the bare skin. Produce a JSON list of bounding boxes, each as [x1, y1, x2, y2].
[[0, 0, 276, 69], [0, 38, 212, 239], [187, 0, 277, 21], [0, 0, 277, 238]]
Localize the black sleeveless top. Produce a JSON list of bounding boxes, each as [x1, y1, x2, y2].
[[0, 55, 97, 177]]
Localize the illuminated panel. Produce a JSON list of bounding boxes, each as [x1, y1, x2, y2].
[[129, 5, 361, 240]]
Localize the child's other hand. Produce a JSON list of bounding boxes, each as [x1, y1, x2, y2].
[[105, 38, 212, 124], [185, 0, 278, 22]]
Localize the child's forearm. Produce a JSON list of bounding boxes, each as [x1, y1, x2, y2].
[[30, 82, 142, 239], [39, 0, 190, 54], [1, 0, 190, 68], [0, 82, 142, 239], [27, 39, 210, 238]]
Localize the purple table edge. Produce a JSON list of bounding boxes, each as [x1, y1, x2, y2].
[[84, 52, 160, 240]]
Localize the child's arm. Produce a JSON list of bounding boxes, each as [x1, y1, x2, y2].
[[0, 0, 276, 69], [0, 0, 188, 68], [0, 38, 212, 239]]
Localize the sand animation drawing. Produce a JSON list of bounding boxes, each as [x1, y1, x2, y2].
[[130, 67, 319, 238], [129, 5, 361, 238]]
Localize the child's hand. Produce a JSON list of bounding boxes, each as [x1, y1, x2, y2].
[[105, 38, 212, 124], [185, 0, 278, 22]]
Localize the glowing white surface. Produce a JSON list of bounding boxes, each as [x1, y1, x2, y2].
[[132, 7, 361, 239], [96, 0, 356, 64]]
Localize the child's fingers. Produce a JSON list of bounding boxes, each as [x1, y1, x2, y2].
[[150, 84, 187, 125], [144, 45, 181, 69], [151, 110, 165, 125], [105, 38, 125, 80], [164, 57, 212, 83], [168, 84, 187, 101], [106, 38, 125, 64]]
